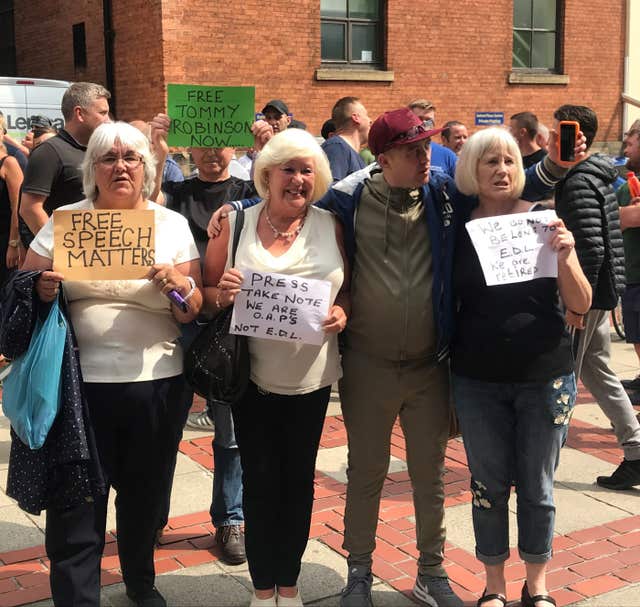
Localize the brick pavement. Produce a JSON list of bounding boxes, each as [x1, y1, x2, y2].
[[0, 379, 639, 606]]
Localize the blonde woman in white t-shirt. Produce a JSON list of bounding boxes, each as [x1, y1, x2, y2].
[[22, 122, 203, 607], [204, 128, 350, 607]]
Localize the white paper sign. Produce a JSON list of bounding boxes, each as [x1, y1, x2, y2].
[[465, 210, 559, 286], [230, 270, 332, 345]]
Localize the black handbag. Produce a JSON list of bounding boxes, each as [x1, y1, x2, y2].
[[184, 210, 249, 405]]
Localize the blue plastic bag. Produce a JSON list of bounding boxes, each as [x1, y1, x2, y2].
[[2, 299, 67, 449]]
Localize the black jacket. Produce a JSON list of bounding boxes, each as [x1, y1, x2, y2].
[[0, 271, 106, 514], [555, 154, 625, 310]]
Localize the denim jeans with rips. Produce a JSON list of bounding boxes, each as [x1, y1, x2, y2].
[[452, 372, 576, 564]]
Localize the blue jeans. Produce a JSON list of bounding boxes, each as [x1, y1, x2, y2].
[[452, 372, 576, 565], [181, 320, 243, 528], [208, 401, 243, 527]]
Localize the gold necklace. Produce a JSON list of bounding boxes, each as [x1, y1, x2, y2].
[[265, 207, 307, 241]]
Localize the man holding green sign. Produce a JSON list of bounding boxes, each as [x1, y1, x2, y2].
[[167, 84, 255, 149]]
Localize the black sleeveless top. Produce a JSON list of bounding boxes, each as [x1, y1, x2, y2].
[[0, 156, 12, 236]]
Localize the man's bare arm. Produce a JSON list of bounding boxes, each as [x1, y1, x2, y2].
[[19, 191, 50, 236]]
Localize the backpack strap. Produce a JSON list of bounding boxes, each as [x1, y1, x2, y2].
[[231, 208, 244, 266]]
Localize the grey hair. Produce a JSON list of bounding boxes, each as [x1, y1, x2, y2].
[[61, 82, 111, 121], [81, 122, 156, 202], [455, 127, 525, 198], [253, 129, 332, 203]]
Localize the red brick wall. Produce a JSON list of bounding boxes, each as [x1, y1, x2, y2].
[[15, 0, 107, 87], [14, 0, 626, 140]]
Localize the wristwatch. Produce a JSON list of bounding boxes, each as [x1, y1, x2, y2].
[[8, 239, 20, 248]]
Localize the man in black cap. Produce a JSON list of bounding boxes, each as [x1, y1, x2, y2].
[[261, 99, 291, 134]]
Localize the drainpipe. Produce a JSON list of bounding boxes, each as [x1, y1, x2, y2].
[[103, 0, 116, 115]]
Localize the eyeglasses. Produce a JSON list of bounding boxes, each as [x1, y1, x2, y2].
[[97, 153, 144, 169]]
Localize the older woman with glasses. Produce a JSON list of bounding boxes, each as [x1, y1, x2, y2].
[[21, 121, 202, 607]]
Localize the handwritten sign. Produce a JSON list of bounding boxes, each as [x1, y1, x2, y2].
[[167, 84, 255, 148], [465, 210, 558, 286], [53, 209, 155, 280], [230, 270, 332, 345]]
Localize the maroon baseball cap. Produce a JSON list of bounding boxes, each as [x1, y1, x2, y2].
[[368, 108, 444, 156]]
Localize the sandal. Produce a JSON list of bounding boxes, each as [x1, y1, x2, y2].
[[477, 590, 507, 607], [521, 582, 556, 607]]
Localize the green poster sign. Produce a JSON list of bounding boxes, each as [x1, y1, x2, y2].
[[167, 84, 255, 148]]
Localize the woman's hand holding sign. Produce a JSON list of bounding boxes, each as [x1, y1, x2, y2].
[[547, 218, 575, 262], [323, 304, 347, 334], [36, 271, 65, 302], [216, 268, 244, 309]]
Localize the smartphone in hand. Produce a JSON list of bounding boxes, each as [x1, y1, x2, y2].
[[558, 121, 580, 165]]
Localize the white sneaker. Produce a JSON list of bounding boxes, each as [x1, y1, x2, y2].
[[277, 590, 303, 606], [250, 592, 277, 606]]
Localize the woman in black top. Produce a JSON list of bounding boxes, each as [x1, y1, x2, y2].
[[0, 142, 23, 286], [451, 128, 591, 607]]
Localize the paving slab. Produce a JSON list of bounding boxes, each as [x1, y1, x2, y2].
[[606, 338, 638, 376], [444, 499, 518, 554], [555, 447, 640, 515], [309, 580, 415, 606], [173, 451, 205, 476], [165, 470, 213, 521], [573, 581, 640, 606], [314, 445, 406, 485], [0, 504, 45, 552], [104, 561, 251, 607], [552, 484, 630, 535], [0, 415, 11, 471], [571, 404, 616, 430]]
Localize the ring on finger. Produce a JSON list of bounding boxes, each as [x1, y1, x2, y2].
[[161, 278, 168, 286]]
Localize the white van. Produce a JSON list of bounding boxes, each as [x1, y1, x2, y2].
[[0, 77, 69, 139]]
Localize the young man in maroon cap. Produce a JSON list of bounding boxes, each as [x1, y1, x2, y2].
[[321, 108, 568, 607]]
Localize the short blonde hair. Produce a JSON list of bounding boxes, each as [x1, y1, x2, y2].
[[455, 127, 525, 198], [82, 122, 156, 202], [253, 129, 332, 203]]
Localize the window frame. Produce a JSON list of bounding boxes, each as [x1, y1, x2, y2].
[[512, 0, 564, 73], [320, 0, 385, 69], [0, 0, 17, 76], [73, 22, 88, 70]]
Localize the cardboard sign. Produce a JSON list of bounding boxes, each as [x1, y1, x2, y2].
[[53, 209, 155, 280], [465, 210, 559, 286], [167, 84, 255, 148], [230, 270, 332, 345]]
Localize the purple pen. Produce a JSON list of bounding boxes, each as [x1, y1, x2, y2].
[[167, 289, 189, 313]]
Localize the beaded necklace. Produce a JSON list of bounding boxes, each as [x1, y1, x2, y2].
[[265, 206, 307, 241]]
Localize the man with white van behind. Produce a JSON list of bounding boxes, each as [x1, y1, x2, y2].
[[20, 82, 111, 241]]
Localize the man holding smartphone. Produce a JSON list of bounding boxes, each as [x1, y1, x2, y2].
[[554, 104, 640, 490]]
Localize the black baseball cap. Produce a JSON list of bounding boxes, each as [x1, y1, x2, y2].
[[261, 99, 289, 116]]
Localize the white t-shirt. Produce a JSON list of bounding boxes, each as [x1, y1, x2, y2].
[[229, 203, 344, 395], [30, 199, 199, 383]]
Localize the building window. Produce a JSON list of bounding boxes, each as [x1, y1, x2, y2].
[[321, 0, 382, 66], [0, 0, 16, 76], [73, 22, 87, 69], [512, 0, 561, 71]]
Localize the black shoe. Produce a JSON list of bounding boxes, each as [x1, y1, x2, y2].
[[629, 391, 640, 407], [521, 582, 556, 607], [126, 586, 167, 607], [622, 375, 640, 391], [215, 525, 246, 565], [596, 459, 640, 490]]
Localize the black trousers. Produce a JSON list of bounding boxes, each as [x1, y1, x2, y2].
[[232, 382, 330, 589], [45, 375, 191, 607]]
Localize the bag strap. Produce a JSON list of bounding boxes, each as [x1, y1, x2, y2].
[[231, 208, 244, 266]]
